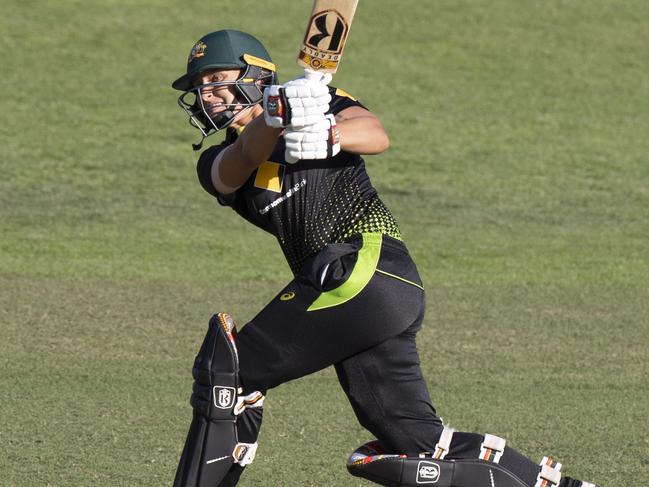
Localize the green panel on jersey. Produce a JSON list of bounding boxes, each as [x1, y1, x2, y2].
[[307, 233, 382, 312]]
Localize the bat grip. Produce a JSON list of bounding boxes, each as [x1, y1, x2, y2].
[[304, 68, 320, 81], [304, 68, 332, 85]]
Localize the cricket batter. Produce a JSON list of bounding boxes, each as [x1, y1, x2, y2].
[[171, 29, 601, 487]]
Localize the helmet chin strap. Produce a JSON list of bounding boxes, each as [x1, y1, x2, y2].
[[191, 105, 256, 151], [192, 110, 233, 150]]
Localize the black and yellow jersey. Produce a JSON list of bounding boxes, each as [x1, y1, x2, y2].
[[197, 86, 401, 275]]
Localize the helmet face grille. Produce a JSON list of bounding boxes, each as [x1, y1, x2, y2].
[[176, 67, 275, 147], [174, 30, 276, 149]]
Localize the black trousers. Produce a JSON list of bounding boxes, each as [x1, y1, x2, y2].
[[217, 233, 562, 487], [219, 234, 442, 486], [239, 233, 442, 447]]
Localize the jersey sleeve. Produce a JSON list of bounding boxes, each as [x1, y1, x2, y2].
[[328, 86, 366, 115], [196, 142, 237, 207]]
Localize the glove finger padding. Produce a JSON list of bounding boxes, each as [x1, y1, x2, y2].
[[263, 72, 332, 129], [284, 83, 330, 101], [284, 114, 340, 163], [287, 92, 331, 127], [284, 130, 329, 144], [284, 119, 331, 142]]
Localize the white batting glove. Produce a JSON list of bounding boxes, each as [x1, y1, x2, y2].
[[263, 70, 332, 128], [284, 114, 341, 163]]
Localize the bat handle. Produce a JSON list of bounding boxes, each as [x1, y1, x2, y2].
[[304, 68, 332, 85], [304, 68, 320, 80]]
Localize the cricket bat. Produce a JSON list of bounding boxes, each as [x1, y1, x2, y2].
[[297, 0, 359, 76]]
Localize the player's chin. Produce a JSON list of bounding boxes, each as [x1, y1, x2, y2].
[[206, 106, 226, 117]]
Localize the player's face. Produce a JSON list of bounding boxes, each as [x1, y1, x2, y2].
[[193, 68, 242, 118]]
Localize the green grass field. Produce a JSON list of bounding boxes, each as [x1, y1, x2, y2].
[[1, 1, 647, 485]]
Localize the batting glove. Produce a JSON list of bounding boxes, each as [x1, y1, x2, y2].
[[284, 114, 341, 163], [263, 70, 333, 128]]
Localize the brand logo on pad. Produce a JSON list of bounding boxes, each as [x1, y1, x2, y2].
[[416, 461, 440, 484], [213, 386, 236, 409]]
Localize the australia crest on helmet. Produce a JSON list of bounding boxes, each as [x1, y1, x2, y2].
[[188, 40, 207, 64]]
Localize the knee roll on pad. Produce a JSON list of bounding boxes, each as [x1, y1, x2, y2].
[[174, 313, 264, 487]]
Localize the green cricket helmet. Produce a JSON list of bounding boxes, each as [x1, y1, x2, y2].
[[173, 29, 277, 149]]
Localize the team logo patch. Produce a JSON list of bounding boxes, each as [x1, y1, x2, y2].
[[416, 461, 441, 484], [254, 161, 285, 193], [188, 41, 207, 63], [213, 386, 236, 409]]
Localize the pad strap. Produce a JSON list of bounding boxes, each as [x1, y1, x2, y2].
[[233, 442, 258, 466], [433, 427, 454, 459], [479, 433, 506, 463], [534, 456, 562, 487], [234, 390, 265, 415]]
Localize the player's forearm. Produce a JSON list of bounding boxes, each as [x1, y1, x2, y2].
[[238, 114, 283, 166], [337, 115, 390, 155], [215, 115, 282, 191]]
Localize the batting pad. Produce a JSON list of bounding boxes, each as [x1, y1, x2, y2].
[[173, 313, 240, 487], [347, 441, 529, 487]]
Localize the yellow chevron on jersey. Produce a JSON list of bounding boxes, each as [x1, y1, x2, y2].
[[254, 161, 284, 193], [335, 88, 357, 101]]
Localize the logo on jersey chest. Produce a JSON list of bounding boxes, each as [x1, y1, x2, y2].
[[254, 161, 285, 193], [258, 179, 307, 215]]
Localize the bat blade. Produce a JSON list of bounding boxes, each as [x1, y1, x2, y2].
[[297, 0, 359, 74]]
